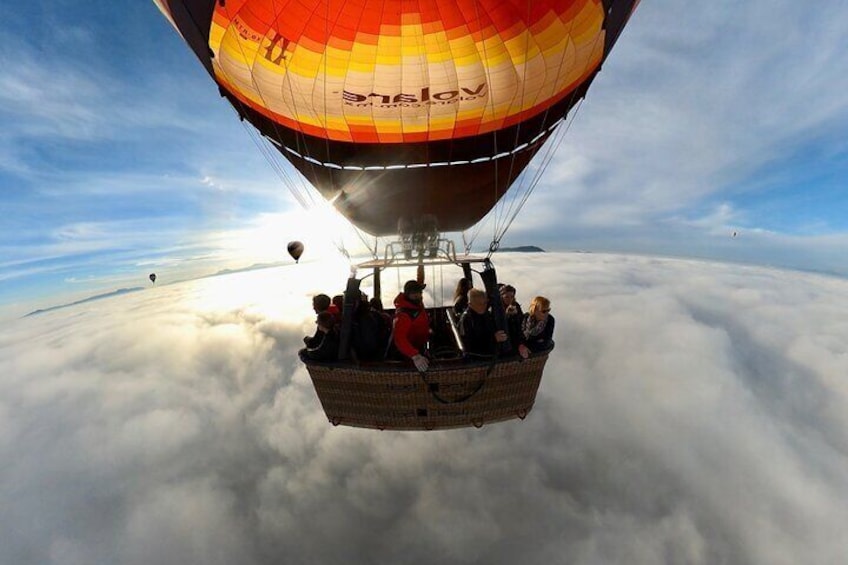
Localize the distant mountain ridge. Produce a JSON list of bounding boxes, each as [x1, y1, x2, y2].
[[24, 287, 144, 318], [209, 261, 286, 277], [23, 262, 290, 319], [494, 245, 545, 253]]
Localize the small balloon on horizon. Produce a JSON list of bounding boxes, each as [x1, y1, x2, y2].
[[287, 241, 304, 263]]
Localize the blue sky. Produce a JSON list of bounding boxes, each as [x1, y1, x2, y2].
[[2, 0, 848, 318]]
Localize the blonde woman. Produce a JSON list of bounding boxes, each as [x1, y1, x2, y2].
[[522, 296, 555, 353]]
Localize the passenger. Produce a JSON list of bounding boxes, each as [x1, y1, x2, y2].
[[459, 289, 508, 357], [500, 284, 524, 352], [369, 297, 393, 336], [301, 311, 340, 361], [500, 284, 522, 316], [393, 280, 430, 372], [522, 296, 555, 353], [330, 294, 344, 326], [453, 277, 472, 315], [351, 292, 387, 361], [312, 293, 331, 314], [304, 293, 332, 348]]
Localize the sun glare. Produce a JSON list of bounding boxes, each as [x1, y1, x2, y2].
[[185, 258, 352, 325]]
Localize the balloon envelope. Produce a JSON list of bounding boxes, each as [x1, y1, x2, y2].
[[287, 241, 304, 262], [154, 0, 639, 234]]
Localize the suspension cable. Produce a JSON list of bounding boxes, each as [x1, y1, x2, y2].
[[484, 97, 586, 259], [478, 8, 609, 258]]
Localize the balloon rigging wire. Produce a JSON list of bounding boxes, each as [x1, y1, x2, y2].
[[493, 97, 585, 251], [461, 0, 504, 255], [214, 0, 318, 212], [491, 0, 536, 245], [483, 16, 609, 257], [489, 4, 583, 246], [213, 0, 377, 263], [468, 0, 504, 249]]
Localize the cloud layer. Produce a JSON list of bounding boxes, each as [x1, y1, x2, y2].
[[2, 253, 847, 565]]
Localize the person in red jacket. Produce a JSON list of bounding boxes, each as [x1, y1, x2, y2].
[[393, 280, 431, 371]]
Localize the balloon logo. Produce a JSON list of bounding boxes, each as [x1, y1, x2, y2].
[[287, 241, 304, 263], [149, 273, 157, 284]]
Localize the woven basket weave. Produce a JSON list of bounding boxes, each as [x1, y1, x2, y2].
[[304, 348, 552, 430]]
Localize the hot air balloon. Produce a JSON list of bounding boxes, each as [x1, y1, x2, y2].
[[287, 241, 304, 263], [149, 273, 157, 284], [153, 0, 638, 235], [154, 0, 639, 430]]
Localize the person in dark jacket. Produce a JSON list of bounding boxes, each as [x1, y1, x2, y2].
[[393, 280, 430, 371], [500, 284, 524, 353], [459, 289, 508, 357], [304, 293, 332, 348], [301, 311, 340, 361], [329, 294, 344, 328], [522, 296, 555, 353], [351, 293, 388, 361], [370, 297, 393, 336]]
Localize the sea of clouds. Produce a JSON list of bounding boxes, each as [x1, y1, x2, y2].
[[1, 252, 847, 565]]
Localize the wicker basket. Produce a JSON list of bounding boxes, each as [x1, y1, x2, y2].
[[303, 347, 552, 430]]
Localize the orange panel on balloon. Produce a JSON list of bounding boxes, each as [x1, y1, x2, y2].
[[209, 0, 606, 143]]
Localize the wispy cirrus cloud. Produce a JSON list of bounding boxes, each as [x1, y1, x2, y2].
[[4, 0, 848, 312], [475, 1, 848, 279], [517, 1, 848, 233]]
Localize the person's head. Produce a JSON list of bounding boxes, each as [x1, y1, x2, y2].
[[468, 288, 488, 314], [528, 296, 551, 321], [403, 280, 426, 305], [369, 297, 384, 311], [316, 311, 334, 332], [500, 284, 516, 306], [332, 294, 344, 310], [312, 293, 331, 313], [454, 277, 472, 299]]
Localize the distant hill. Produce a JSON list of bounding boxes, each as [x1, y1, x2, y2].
[[24, 287, 144, 318], [209, 261, 287, 278], [494, 245, 546, 253]]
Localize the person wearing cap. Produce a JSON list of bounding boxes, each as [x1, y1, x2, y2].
[[393, 280, 431, 371], [500, 284, 526, 356]]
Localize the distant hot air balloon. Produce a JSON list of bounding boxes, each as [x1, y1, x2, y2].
[[153, 0, 640, 236], [149, 273, 157, 284], [287, 241, 304, 263]]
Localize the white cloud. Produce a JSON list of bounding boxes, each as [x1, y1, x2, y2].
[[514, 0, 848, 236], [2, 253, 847, 564]]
